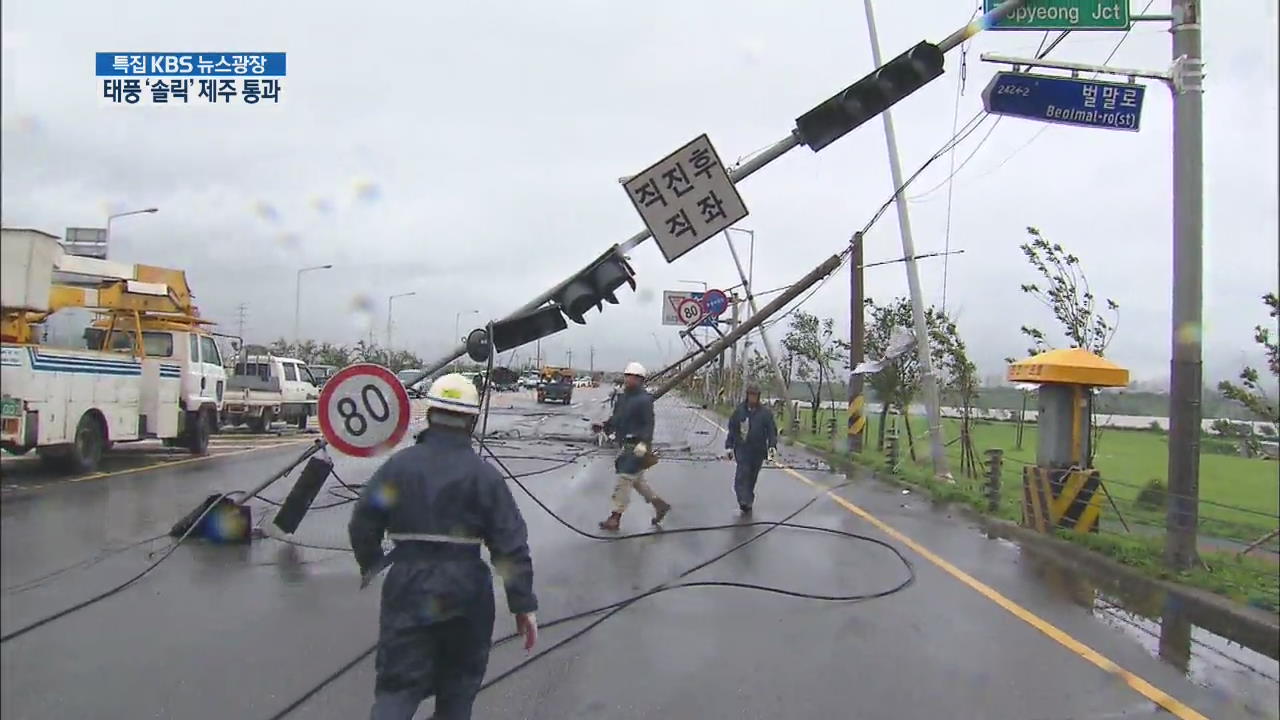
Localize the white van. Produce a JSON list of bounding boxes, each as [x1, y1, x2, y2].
[[221, 354, 319, 431]]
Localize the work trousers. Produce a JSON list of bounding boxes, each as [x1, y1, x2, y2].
[[370, 614, 493, 720], [611, 471, 659, 514], [733, 455, 765, 508]]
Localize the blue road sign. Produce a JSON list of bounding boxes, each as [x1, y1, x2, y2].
[[702, 289, 729, 317], [982, 71, 1146, 132]]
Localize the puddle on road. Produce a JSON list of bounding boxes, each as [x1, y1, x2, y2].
[[1021, 551, 1279, 709]]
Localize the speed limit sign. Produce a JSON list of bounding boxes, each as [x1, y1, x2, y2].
[[676, 298, 705, 326], [318, 363, 411, 457]]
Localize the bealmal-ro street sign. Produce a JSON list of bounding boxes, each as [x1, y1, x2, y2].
[[983, 0, 1130, 30], [982, 71, 1146, 132]]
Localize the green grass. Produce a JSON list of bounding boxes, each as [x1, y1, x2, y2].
[[784, 408, 1279, 544]]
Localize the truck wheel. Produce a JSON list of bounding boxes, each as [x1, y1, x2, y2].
[[187, 409, 211, 455], [248, 410, 272, 434], [41, 414, 106, 474], [296, 413, 308, 430]]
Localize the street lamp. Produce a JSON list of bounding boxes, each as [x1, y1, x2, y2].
[[453, 310, 480, 369], [387, 292, 418, 351], [294, 264, 334, 341], [105, 206, 158, 251]]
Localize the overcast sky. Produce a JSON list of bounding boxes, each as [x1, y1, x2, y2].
[[3, 1, 1276, 385]]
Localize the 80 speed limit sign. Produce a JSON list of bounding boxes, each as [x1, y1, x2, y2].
[[318, 364, 412, 457]]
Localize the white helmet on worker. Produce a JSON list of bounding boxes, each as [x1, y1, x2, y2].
[[623, 362, 647, 378], [424, 373, 481, 416]]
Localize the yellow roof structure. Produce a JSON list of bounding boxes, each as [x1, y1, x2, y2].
[[1006, 348, 1129, 388]]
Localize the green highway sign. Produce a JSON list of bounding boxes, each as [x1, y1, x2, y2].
[[983, 0, 1130, 31]]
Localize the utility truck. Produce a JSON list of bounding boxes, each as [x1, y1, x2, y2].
[[221, 353, 319, 432], [536, 366, 574, 404], [1, 228, 226, 472]]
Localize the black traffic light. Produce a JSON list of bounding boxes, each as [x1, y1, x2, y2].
[[554, 245, 637, 324], [795, 41, 945, 152]]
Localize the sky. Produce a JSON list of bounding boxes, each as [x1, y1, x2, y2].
[[3, 0, 1277, 386]]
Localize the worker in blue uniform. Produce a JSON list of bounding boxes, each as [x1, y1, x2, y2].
[[594, 362, 671, 531], [725, 384, 777, 515], [349, 373, 538, 720]]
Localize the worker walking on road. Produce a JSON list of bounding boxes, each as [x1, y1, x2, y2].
[[349, 373, 538, 720], [725, 384, 777, 515], [595, 362, 671, 531]]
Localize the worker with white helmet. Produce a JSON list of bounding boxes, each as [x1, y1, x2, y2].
[[348, 372, 538, 720], [594, 361, 671, 531]]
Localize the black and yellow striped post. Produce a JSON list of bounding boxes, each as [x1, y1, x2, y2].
[[847, 394, 866, 453], [1021, 466, 1104, 534]]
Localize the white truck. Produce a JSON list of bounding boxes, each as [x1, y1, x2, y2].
[[221, 354, 319, 432], [0, 228, 226, 472]]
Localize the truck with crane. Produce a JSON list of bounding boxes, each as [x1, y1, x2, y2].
[[0, 228, 226, 472], [536, 366, 575, 404]]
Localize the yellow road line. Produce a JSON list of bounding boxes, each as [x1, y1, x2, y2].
[[2, 440, 310, 489], [694, 411, 1208, 720]]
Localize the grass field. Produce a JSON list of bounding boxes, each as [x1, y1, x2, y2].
[[754, 406, 1280, 611], [787, 408, 1280, 545]]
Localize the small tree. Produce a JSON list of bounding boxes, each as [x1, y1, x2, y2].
[[1017, 226, 1120, 464], [863, 297, 952, 460], [782, 311, 847, 435], [1218, 292, 1279, 424], [1018, 226, 1119, 357], [933, 316, 980, 477]]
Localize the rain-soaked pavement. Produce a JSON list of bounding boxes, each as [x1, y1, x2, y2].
[[2, 387, 1277, 719]]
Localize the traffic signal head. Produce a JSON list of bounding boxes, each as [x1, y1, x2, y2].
[[795, 41, 945, 152], [555, 246, 637, 324]]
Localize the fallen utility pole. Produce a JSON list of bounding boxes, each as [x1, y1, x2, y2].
[[652, 254, 845, 401], [413, 0, 1028, 382]]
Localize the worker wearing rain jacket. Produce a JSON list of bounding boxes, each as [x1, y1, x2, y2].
[[725, 385, 777, 514], [349, 373, 537, 720]]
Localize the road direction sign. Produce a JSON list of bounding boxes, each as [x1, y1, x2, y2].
[[319, 363, 411, 457], [982, 72, 1145, 132], [661, 290, 717, 327], [983, 0, 1129, 30], [701, 289, 729, 316], [623, 134, 749, 263], [676, 298, 706, 327]]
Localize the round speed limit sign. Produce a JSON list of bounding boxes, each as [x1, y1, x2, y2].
[[318, 364, 411, 457], [677, 298, 705, 326]]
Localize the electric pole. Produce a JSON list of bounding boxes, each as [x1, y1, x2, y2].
[[566, 349, 573, 371], [846, 234, 866, 453], [235, 302, 249, 341], [589, 345, 595, 374], [861, 0, 950, 479], [1165, 0, 1204, 570]]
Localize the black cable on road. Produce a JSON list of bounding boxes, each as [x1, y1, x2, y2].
[[0, 492, 236, 644], [262, 441, 916, 719]]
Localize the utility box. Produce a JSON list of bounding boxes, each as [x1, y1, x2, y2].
[[1, 228, 64, 312], [1007, 348, 1129, 534]]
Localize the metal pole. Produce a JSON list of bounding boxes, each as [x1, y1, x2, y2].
[[294, 269, 303, 342], [846, 233, 866, 453], [1165, 0, 1204, 571], [387, 297, 394, 350], [725, 232, 790, 404], [653, 254, 845, 400], [862, 0, 949, 479]]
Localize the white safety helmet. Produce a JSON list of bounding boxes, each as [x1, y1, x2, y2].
[[623, 362, 646, 378], [424, 373, 481, 416]]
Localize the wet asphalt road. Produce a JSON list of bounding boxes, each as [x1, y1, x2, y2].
[[2, 388, 1277, 719]]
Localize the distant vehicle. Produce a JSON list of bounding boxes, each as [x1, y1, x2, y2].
[[222, 354, 319, 432], [537, 366, 574, 404], [574, 376, 591, 388], [519, 373, 540, 389], [308, 364, 337, 387], [397, 368, 427, 398]]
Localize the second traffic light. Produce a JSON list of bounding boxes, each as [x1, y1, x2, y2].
[[795, 41, 945, 152], [555, 245, 637, 324]]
